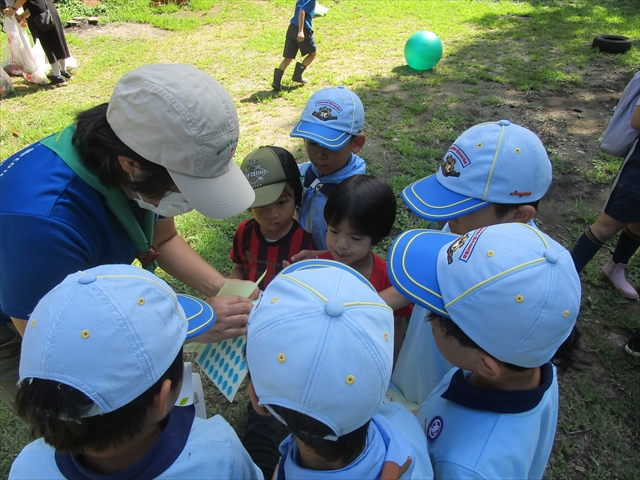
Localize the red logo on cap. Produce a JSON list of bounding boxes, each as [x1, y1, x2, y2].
[[459, 227, 485, 263]]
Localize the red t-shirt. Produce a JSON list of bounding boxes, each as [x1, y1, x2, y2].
[[318, 251, 414, 317], [231, 218, 315, 289]]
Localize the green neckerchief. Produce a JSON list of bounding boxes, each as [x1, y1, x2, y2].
[[40, 125, 158, 271]]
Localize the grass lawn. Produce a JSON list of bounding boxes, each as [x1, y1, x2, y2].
[[1, 0, 639, 478]]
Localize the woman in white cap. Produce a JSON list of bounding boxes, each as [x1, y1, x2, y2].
[[0, 64, 256, 407]]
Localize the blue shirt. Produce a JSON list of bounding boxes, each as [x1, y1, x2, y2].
[[290, 0, 316, 30], [416, 364, 558, 480], [298, 153, 366, 250], [0, 142, 141, 324], [9, 405, 263, 479], [276, 410, 433, 479]]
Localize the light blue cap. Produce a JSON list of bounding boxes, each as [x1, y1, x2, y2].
[[402, 120, 552, 220], [290, 86, 364, 150], [247, 260, 393, 438], [388, 223, 580, 367], [19, 264, 214, 416]]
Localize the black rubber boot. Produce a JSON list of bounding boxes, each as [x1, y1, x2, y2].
[[292, 62, 307, 84], [272, 68, 284, 91]]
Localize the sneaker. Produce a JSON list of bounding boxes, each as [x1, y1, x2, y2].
[[60, 71, 72, 80], [625, 330, 640, 357], [49, 75, 67, 87]]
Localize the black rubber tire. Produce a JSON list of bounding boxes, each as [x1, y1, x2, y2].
[[592, 34, 633, 54]]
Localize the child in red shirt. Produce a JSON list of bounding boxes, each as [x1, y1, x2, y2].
[[317, 174, 413, 362], [231, 146, 314, 290]]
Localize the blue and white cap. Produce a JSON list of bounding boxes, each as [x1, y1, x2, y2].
[[388, 223, 580, 367], [19, 264, 215, 416], [402, 120, 552, 220], [290, 86, 365, 150], [247, 260, 393, 439]]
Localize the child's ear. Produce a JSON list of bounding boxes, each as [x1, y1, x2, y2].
[[350, 134, 366, 153], [152, 379, 176, 418], [510, 205, 536, 224], [476, 353, 502, 379], [248, 380, 271, 416]]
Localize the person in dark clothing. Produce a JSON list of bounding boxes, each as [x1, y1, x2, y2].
[[3, 0, 71, 86]]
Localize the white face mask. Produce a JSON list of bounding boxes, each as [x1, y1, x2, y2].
[[130, 175, 193, 217]]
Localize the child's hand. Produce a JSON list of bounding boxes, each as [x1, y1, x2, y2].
[[297, 32, 305, 42], [282, 260, 291, 268]]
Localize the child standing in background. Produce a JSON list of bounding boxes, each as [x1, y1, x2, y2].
[[318, 174, 413, 362], [231, 146, 315, 289], [290, 86, 367, 250], [272, 0, 317, 92]]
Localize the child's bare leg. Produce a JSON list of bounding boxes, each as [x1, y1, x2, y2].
[[302, 52, 316, 67], [278, 58, 294, 72]]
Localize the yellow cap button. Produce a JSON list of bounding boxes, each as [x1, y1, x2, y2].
[[384, 332, 389, 341], [271, 297, 279, 304], [277, 353, 286, 363], [346, 375, 355, 385], [515, 295, 524, 303], [487, 250, 494, 257], [563, 310, 569, 317], [476, 142, 483, 148], [81, 330, 90, 339], [30, 319, 36, 328], [138, 298, 145, 306], [515, 148, 521, 154]]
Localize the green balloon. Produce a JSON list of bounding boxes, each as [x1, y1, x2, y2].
[[404, 30, 443, 71]]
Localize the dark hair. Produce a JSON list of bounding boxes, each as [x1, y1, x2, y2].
[[73, 103, 175, 200], [427, 312, 583, 373], [324, 175, 396, 245], [269, 404, 369, 465], [15, 347, 184, 454], [493, 200, 540, 219], [268, 146, 303, 207]]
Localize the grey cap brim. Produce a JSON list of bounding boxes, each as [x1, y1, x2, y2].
[[170, 159, 255, 219]]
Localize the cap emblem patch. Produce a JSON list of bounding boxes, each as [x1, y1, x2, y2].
[[447, 234, 469, 264], [448, 144, 471, 168], [245, 162, 268, 187], [312, 105, 338, 122], [441, 154, 461, 178], [458, 227, 486, 263]]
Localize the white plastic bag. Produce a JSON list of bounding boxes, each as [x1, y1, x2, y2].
[[0, 67, 15, 97], [2, 15, 37, 74], [23, 40, 49, 85], [2, 43, 22, 75], [599, 71, 640, 157]]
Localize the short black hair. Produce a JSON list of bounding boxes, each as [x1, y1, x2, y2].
[[493, 200, 540, 219], [73, 103, 175, 200], [267, 146, 303, 207], [324, 175, 396, 245], [15, 347, 184, 454], [427, 312, 583, 373], [269, 404, 369, 465]]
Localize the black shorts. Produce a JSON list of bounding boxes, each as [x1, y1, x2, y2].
[[283, 22, 316, 59], [604, 139, 640, 223]]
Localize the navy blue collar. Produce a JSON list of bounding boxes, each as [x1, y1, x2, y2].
[[441, 363, 553, 414], [55, 404, 195, 480]]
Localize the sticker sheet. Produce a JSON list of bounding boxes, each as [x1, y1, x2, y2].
[[192, 336, 248, 402]]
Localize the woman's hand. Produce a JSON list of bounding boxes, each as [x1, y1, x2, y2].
[[189, 294, 254, 343]]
